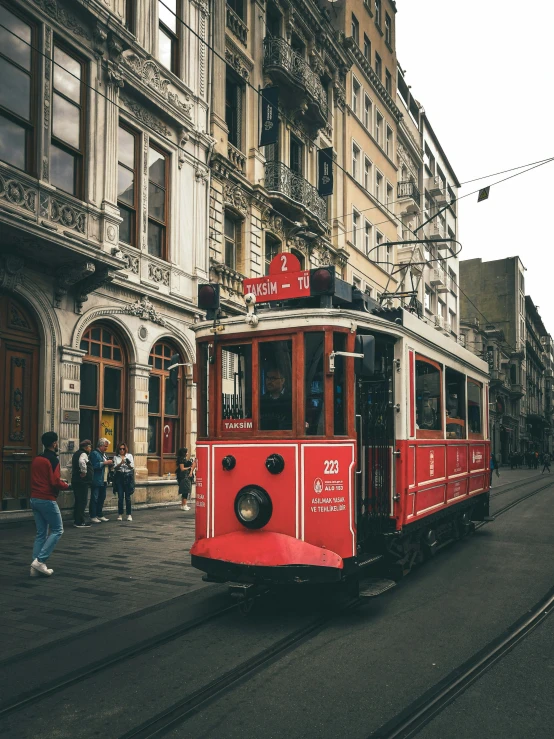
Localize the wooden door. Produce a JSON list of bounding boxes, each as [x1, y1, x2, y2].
[[0, 296, 40, 511]]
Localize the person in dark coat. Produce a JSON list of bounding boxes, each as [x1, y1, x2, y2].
[[177, 447, 196, 511], [71, 439, 93, 528]]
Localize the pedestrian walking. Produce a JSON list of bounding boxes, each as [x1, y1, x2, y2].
[[177, 447, 196, 511], [29, 431, 69, 577], [89, 438, 113, 523], [71, 439, 93, 528], [489, 453, 499, 487], [113, 443, 135, 521], [542, 453, 551, 474]]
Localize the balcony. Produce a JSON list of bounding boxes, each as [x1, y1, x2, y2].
[[510, 383, 525, 400], [227, 142, 246, 174], [226, 4, 248, 46], [263, 37, 328, 129], [397, 181, 421, 213], [430, 268, 447, 291], [264, 162, 327, 230], [426, 176, 443, 196]]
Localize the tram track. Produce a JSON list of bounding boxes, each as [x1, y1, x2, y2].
[[2, 476, 550, 733], [367, 584, 554, 739]]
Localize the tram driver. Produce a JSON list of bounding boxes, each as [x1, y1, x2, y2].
[[260, 367, 292, 431]]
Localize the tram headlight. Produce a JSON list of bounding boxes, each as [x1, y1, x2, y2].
[[234, 486, 272, 529]]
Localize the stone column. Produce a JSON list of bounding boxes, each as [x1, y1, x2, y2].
[[102, 64, 124, 250], [58, 347, 86, 474], [211, 0, 228, 156], [129, 363, 151, 481]]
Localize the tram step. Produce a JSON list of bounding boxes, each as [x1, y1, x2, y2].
[[359, 578, 396, 598], [357, 554, 383, 568], [483, 516, 495, 522]]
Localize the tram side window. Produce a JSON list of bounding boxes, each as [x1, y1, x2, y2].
[[259, 340, 293, 431], [445, 367, 466, 439], [333, 333, 347, 435], [415, 358, 442, 436], [467, 380, 483, 436], [221, 345, 252, 420], [198, 343, 210, 436], [305, 333, 325, 435]]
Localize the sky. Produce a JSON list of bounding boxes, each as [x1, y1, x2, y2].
[[396, 0, 554, 333]]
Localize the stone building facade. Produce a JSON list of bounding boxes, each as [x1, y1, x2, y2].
[[0, 0, 212, 513]]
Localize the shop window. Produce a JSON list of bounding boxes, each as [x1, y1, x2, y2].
[[259, 340, 292, 431], [415, 356, 442, 437], [467, 380, 483, 437], [148, 340, 184, 475], [305, 333, 325, 435], [79, 325, 125, 452], [445, 367, 466, 439], [0, 4, 36, 173]]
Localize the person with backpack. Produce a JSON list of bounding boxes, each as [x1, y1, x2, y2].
[[29, 431, 69, 577], [176, 447, 197, 511], [71, 439, 93, 528]]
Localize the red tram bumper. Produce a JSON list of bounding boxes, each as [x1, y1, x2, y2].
[[190, 531, 344, 585]]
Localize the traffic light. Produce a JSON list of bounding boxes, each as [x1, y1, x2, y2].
[[309, 266, 336, 296], [197, 283, 220, 319]]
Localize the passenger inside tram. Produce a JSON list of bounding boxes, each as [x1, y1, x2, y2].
[[259, 340, 293, 431]]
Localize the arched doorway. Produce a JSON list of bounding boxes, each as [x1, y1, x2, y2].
[[79, 323, 127, 453], [147, 339, 186, 476], [0, 295, 40, 510]]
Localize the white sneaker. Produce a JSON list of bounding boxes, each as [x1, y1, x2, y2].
[[99, 517, 109, 522], [91, 517, 102, 523], [183, 505, 191, 511], [30, 567, 39, 577], [127, 515, 133, 521], [117, 515, 123, 521], [31, 559, 53, 576]]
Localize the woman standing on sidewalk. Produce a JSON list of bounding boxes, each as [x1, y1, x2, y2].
[[176, 447, 196, 511], [113, 443, 135, 521]]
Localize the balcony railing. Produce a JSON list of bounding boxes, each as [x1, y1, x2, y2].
[[397, 181, 421, 206], [226, 4, 248, 45], [263, 37, 328, 125], [264, 161, 327, 224], [227, 142, 246, 173]]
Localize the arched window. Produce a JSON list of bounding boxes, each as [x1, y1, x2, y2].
[[148, 340, 184, 476], [79, 324, 126, 452], [290, 248, 305, 270]]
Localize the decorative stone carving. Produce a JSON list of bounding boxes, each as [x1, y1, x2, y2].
[[223, 183, 249, 214], [261, 208, 285, 238], [93, 22, 108, 57], [0, 256, 25, 292], [50, 198, 87, 233], [194, 165, 209, 183], [10, 303, 29, 328], [119, 95, 170, 136], [121, 253, 139, 274], [178, 128, 190, 169], [333, 81, 346, 110], [106, 225, 116, 242], [124, 296, 166, 326], [138, 325, 149, 342], [225, 48, 250, 80], [122, 55, 192, 119], [31, 0, 90, 40], [54, 261, 95, 307], [75, 267, 115, 313], [0, 174, 37, 213], [148, 262, 170, 286]]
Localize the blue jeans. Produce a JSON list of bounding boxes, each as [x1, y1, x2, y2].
[[114, 475, 132, 515], [90, 484, 107, 518], [30, 498, 64, 562]]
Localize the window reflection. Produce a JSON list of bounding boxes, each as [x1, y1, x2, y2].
[[305, 333, 325, 435], [259, 341, 292, 431], [415, 358, 442, 433]]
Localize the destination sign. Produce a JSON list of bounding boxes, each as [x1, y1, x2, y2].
[[243, 270, 311, 302]]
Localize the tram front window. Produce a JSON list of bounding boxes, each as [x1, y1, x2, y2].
[[221, 345, 252, 420], [259, 340, 293, 431]]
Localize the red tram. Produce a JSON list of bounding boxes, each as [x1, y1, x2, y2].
[[190, 261, 490, 595]]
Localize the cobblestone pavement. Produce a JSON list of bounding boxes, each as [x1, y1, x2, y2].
[[0, 467, 545, 663], [0, 503, 205, 662]]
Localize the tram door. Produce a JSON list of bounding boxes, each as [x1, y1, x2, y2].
[[355, 337, 395, 547]]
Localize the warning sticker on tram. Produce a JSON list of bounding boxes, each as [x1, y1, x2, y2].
[[243, 271, 311, 302]]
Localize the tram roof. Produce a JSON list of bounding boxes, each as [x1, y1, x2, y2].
[[193, 306, 489, 378]]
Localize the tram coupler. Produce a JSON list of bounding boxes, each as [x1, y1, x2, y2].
[[228, 582, 257, 600]]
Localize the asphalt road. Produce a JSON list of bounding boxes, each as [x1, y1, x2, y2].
[[2, 476, 553, 739]]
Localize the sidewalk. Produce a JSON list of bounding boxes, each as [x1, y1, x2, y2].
[[0, 503, 206, 662]]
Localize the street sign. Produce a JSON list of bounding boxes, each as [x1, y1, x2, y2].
[[268, 252, 301, 274], [478, 186, 490, 202]]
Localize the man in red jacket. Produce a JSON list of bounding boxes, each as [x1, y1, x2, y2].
[[30, 431, 69, 577]]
